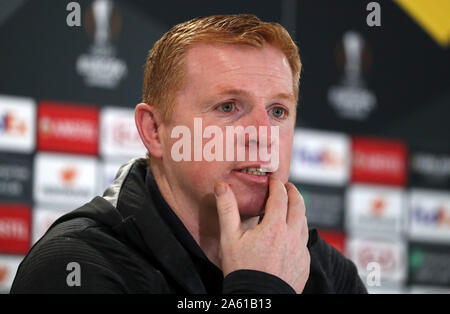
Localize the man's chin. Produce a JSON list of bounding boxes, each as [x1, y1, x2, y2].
[[228, 184, 268, 218], [236, 197, 266, 219]]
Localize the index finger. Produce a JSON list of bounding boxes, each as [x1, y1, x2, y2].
[[260, 177, 288, 226], [214, 182, 242, 242], [285, 182, 306, 229]]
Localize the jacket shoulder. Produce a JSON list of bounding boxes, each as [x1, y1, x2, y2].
[[306, 230, 368, 294], [11, 214, 170, 293]]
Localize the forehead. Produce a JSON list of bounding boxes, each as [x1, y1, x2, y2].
[[183, 43, 294, 96]]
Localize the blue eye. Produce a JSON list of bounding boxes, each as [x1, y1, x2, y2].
[[271, 107, 285, 118], [220, 102, 234, 113]]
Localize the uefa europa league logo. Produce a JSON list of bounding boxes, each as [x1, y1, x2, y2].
[[342, 31, 363, 87], [83, 0, 123, 54], [76, 0, 127, 89], [327, 30, 376, 121], [92, 0, 113, 49]]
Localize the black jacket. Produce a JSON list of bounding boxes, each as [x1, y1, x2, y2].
[[11, 158, 367, 294]]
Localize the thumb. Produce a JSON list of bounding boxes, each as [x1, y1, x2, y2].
[[214, 182, 241, 242]]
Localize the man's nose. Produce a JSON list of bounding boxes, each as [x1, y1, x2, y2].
[[243, 105, 272, 147]]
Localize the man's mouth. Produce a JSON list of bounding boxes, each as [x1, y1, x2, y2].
[[231, 165, 273, 184], [238, 167, 271, 176]]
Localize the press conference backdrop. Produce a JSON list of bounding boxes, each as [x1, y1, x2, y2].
[[0, 0, 449, 293]]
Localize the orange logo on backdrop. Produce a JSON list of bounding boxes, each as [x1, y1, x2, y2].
[[0, 266, 8, 283], [370, 197, 386, 218], [61, 166, 77, 187]]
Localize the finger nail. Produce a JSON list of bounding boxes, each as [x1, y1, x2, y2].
[[214, 183, 227, 197]]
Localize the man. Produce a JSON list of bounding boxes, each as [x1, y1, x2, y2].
[[11, 14, 367, 294]]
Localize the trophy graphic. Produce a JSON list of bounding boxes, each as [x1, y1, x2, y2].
[[92, 0, 113, 52], [327, 30, 376, 120], [77, 0, 127, 89], [342, 31, 363, 87]]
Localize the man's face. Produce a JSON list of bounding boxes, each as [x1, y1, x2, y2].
[[159, 43, 297, 217]]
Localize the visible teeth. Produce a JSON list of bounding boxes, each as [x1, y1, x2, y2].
[[239, 167, 269, 175]]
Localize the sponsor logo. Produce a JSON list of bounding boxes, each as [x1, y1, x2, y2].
[[296, 184, 344, 230], [409, 189, 450, 242], [328, 31, 377, 120], [60, 166, 78, 187], [0, 155, 32, 202], [354, 152, 403, 175], [32, 207, 70, 244], [39, 116, 97, 141], [0, 95, 35, 153], [0, 204, 31, 254], [412, 205, 450, 228], [100, 107, 146, 158], [412, 153, 450, 177], [409, 244, 450, 286], [347, 237, 406, 283], [357, 245, 397, 273], [112, 120, 141, 146], [294, 148, 343, 169], [290, 129, 350, 186], [0, 111, 27, 135], [37, 101, 99, 155], [356, 197, 399, 231], [351, 137, 407, 186], [346, 185, 406, 236], [410, 152, 450, 189], [34, 153, 98, 206], [0, 266, 7, 283], [370, 197, 386, 218], [76, 0, 127, 88], [0, 255, 22, 292]]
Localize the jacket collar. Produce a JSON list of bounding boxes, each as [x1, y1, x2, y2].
[[103, 158, 207, 293]]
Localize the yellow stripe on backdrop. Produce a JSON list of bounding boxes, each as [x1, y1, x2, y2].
[[395, 0, 450, 48]]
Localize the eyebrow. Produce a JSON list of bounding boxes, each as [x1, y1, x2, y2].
[[214, 88, 296, 103]]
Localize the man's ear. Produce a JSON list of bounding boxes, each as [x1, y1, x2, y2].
[[135, 103, 164, 158]]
